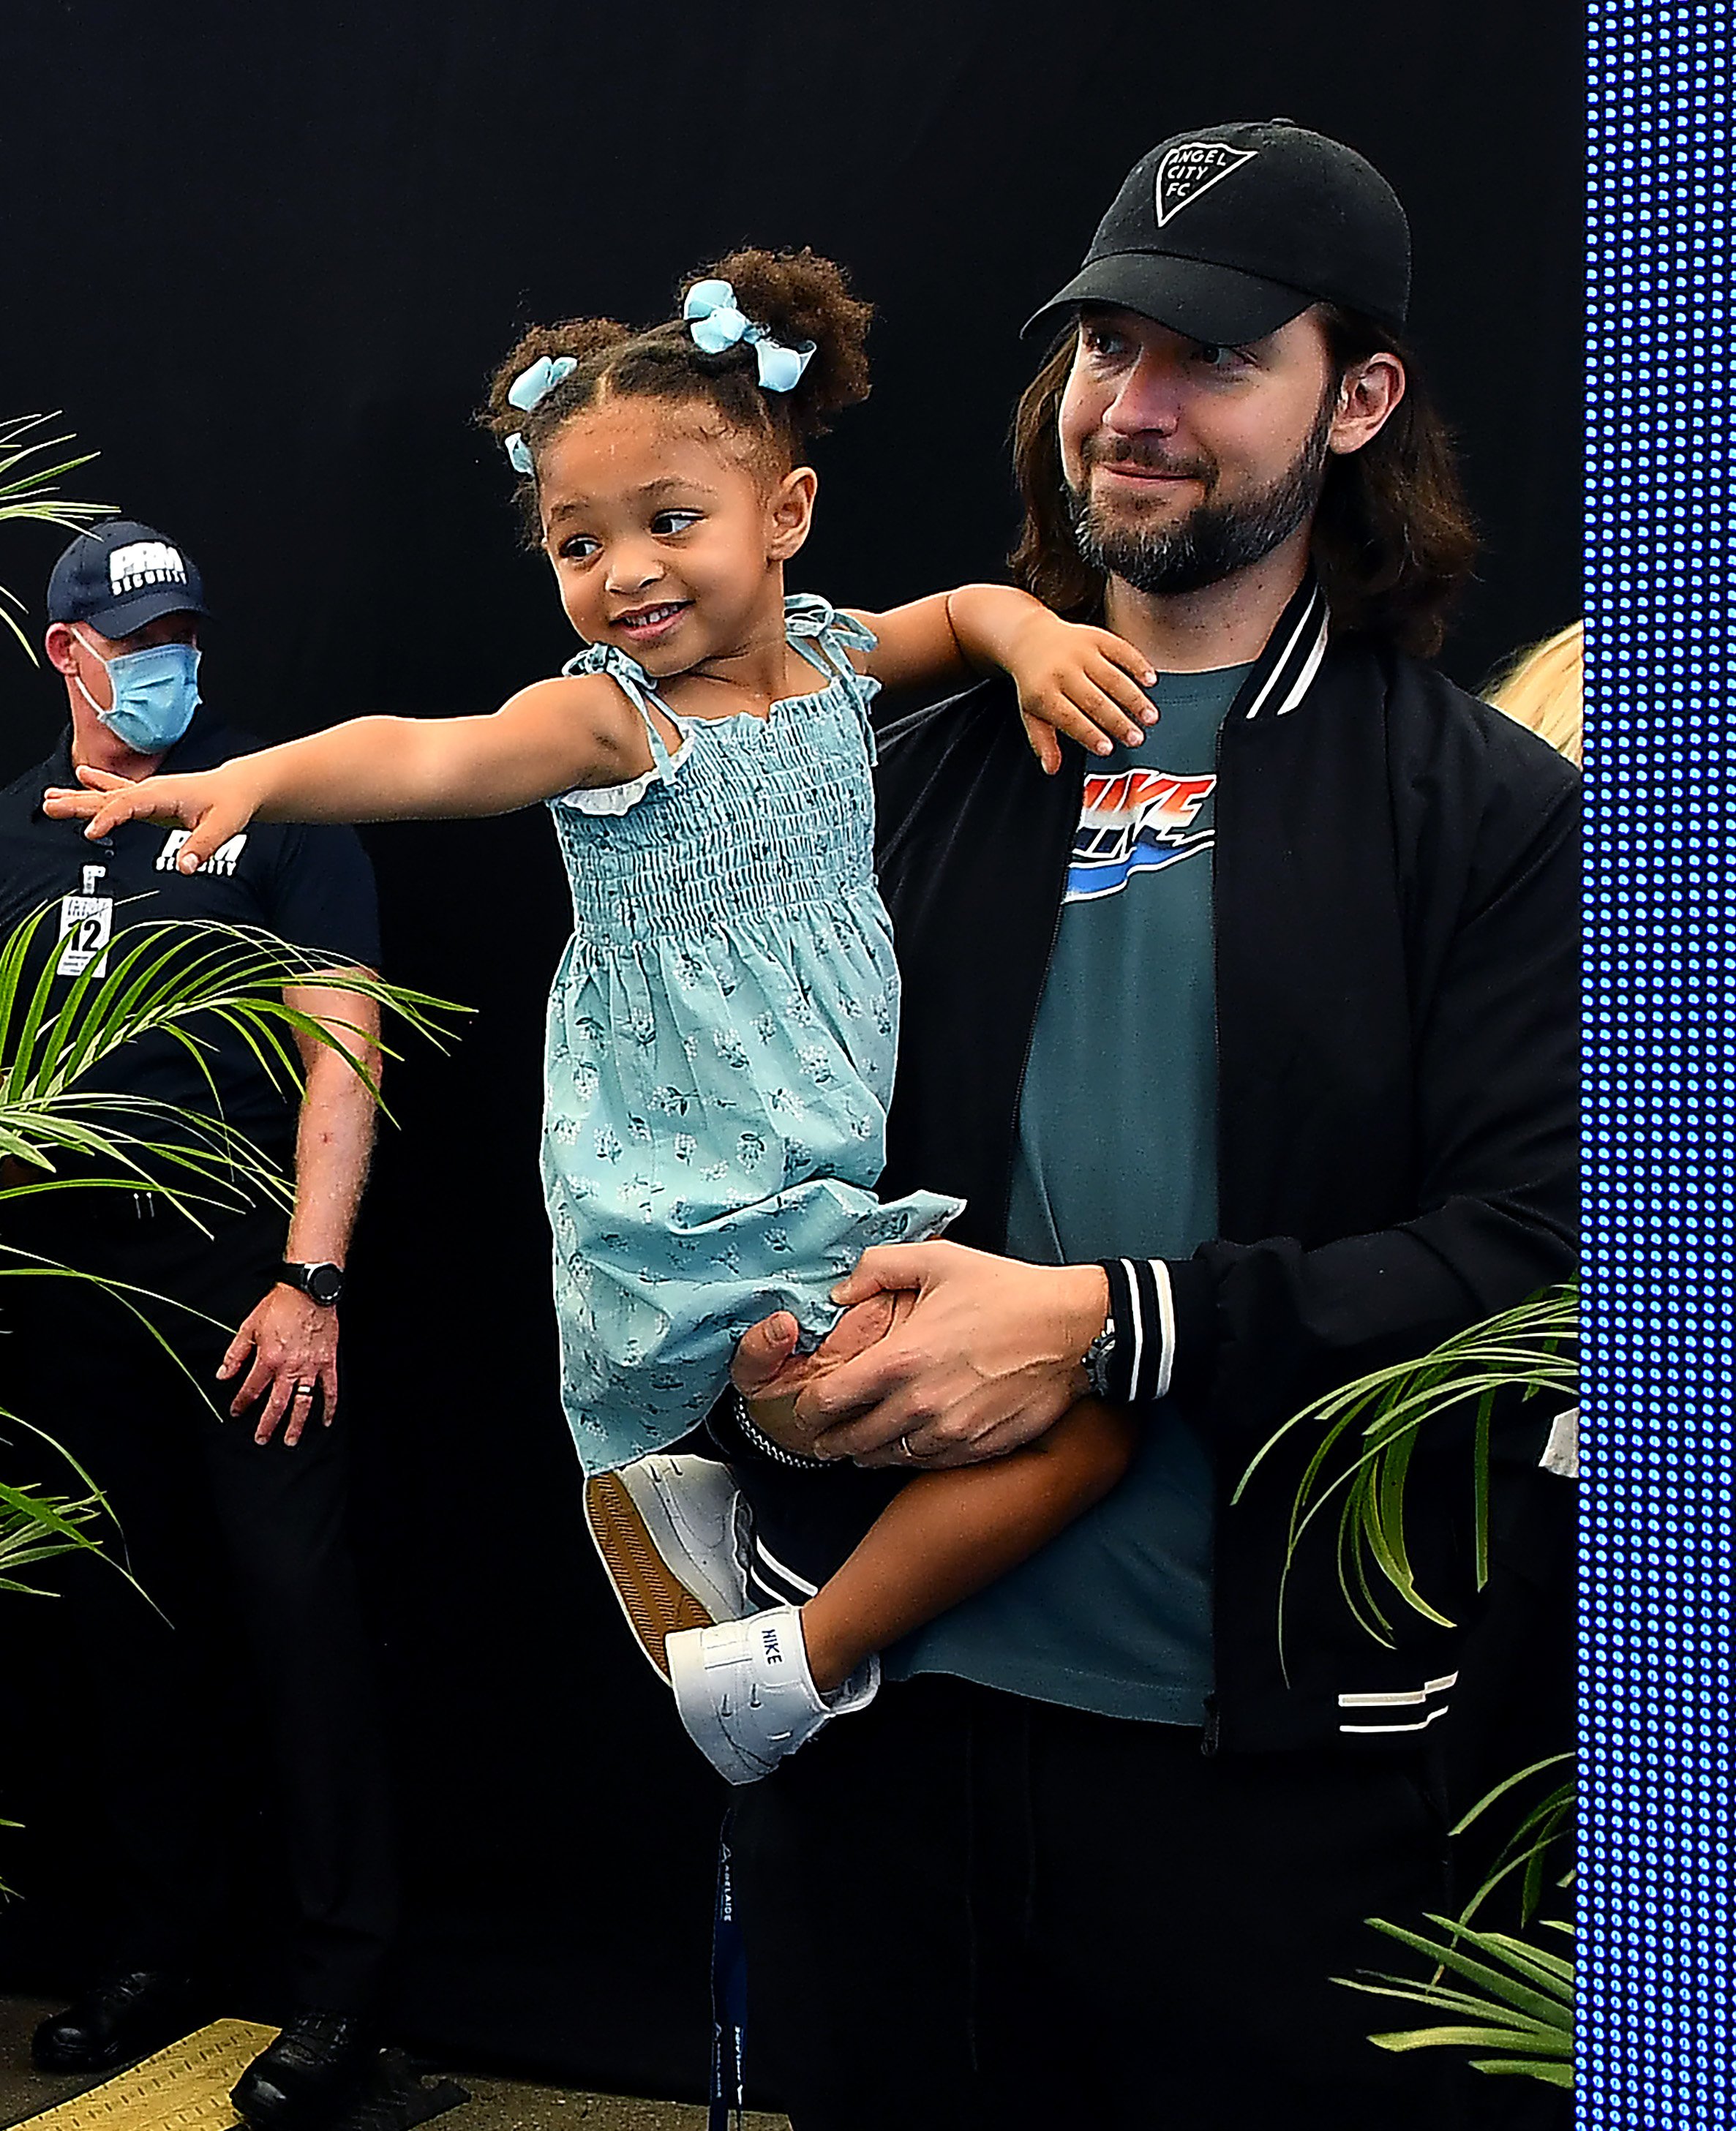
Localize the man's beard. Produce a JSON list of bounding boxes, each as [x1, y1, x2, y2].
[[1067, 393, 1335, 598]]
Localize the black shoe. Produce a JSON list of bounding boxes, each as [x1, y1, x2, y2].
[[31, 1969, 201, 2072], [230, 2010, 377, 2129]]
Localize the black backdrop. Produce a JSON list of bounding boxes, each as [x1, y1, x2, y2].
[[0, 1, 1581, 2102]]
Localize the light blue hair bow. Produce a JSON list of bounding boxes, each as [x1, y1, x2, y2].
[[502, 353, 579, 475], [682, 279, 815, 393], [508, 354, 577, 412]]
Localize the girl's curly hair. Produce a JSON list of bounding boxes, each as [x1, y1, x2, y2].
[[482, 247, 873, 533]]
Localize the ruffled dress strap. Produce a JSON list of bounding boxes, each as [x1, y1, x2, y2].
[[784, 593, 882, 762], [555, 640, 688, 816]]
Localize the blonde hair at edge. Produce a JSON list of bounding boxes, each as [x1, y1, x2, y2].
[[1486, 620, 1583, 768]]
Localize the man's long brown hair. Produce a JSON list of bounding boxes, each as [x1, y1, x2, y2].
[[1009, 308, 1479, 658]]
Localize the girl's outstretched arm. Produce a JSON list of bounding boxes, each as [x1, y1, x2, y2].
[[849, 586, 1159, 774], [42, 672, 659, 874]]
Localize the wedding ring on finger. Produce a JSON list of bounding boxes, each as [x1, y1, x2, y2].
[[293, 1383, 316, 1398], [898, 1433, 923, 1465]]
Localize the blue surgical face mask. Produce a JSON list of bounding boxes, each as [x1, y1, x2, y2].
[[72, 629, 202, 754]]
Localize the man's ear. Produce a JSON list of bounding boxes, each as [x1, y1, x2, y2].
[[1327, 353, 1406, 456], [44, 621, 79, 677], [767, 465, 818, 562]]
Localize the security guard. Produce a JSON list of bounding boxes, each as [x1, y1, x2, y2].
[[0, 522, 394, 2129]]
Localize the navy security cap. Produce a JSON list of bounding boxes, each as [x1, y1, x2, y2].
[[1026, 119, 1410, 346], [46, 519, 210, 640]]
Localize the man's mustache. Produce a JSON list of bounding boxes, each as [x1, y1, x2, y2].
[[1082, 436, 1217, 486]]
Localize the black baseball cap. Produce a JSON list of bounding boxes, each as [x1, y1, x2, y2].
[[1025, 119, 1410, 346], [46, 519, 209, 639]]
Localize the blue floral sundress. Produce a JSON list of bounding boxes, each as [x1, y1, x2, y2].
[[541, 594, 963, 1475]]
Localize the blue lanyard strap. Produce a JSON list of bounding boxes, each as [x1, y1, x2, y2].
[[710, 1810, 748, 2131]]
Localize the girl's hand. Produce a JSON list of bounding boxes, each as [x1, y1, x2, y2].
[[738, 1241, 1109, 1469], [1004, 609, 1160, 776], [730, 1288, 916, 1457], [43, 762, 264, 871]]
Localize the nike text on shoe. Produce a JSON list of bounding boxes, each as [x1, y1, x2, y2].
[[584, 1454, 751, 1677], [665, 1604, 879, 1785]]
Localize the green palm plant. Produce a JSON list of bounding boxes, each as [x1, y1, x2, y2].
[[1, 899, 462, 1437], [1235, 1287, 1577, 1667], [0, 412, 114, 659], [1340, 1914, 1573, 2087], [0, 905, 463, 1871], [1, 411, 116, 1617], [1241, 1289, 1579, 2089]]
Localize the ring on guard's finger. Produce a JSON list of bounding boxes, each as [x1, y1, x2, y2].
[[293, 1382, 316, 1397], [898, 1432, 922, 1464]]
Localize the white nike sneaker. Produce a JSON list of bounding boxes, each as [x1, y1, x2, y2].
[[583, 1454, 751, 1680], [666, 1604, 880, 1785]]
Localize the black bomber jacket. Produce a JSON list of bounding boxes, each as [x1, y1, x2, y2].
[[871, 576, 1579, 1754]]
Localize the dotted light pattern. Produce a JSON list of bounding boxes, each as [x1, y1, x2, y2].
[[1585, 4, 1736, 2121]]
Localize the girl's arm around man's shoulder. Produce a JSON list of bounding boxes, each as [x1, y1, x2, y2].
[[848, 585, 1159, 774]]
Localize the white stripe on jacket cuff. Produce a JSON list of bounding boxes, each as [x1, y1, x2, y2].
[[1150, 1260, 1176, 1400], [1100, 1258, 1180, 1408]]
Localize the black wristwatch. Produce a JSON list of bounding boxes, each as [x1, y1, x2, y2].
[[277, 1260, 345, 1307]]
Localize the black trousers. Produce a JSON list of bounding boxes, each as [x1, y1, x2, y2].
[[730, 1673, 1566, 2131], [704, 1395, 903, 1604], [4, 1195, 396, 2010]]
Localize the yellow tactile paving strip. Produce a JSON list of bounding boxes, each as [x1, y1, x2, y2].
[[9, 2020, 277, 2130]]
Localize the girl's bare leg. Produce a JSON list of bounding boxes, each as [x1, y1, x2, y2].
[[799, 1399, 1138, 1694]]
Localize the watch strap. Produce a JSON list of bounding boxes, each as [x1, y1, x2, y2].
[[278, 1260, 343, 1304]]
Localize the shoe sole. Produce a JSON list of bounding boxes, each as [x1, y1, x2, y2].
[[584, 1468, 724, 1680]]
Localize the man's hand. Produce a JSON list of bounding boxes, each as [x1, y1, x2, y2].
[[729, 1289, 912, 1456], [43, 761, 264, 871], [734, 1241, 1110, 1469], [219, 1285, 341, 1446]]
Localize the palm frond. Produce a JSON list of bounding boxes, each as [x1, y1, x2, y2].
[[1340, 1756, 1576, 2094], [1337, 1912, 1573, 2087], [1234, 1287, 1577, 1666], [0, 1476, 106, 1593], [0, 414, 115, 661], [0, 1409, 136, 1598], [1452, 1754, 1575, 1928], [0, 908, 465, 1234]]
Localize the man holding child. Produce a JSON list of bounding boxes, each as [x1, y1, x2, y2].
[[728, 118, 1577, 2130]]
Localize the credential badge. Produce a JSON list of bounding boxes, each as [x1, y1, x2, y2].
[[1153, 141, 1259, 228]]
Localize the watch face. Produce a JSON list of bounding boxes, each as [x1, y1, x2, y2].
[[307, 1265, 344, 1307]]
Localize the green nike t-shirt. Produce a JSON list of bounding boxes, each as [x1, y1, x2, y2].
[[889, 661, 1251, 1724]]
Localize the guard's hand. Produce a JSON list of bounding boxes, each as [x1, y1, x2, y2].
[[219, 1285, 341, 1446], [1004, 612, 1158, 776], [42, 763, 263, 871], [792, 1241, 1109, 1468]]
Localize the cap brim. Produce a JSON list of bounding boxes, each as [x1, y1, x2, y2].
[[78, 587, 209, 639], [1023, 252, 1315, 346]]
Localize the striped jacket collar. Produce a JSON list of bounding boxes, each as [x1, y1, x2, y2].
[[1222, 569, 1331, 724]]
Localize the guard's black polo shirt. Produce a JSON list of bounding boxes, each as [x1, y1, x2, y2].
[[0, 711, 379, 1166]]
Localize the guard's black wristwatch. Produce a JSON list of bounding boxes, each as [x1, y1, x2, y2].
[[277, 1260, 345, 1307]]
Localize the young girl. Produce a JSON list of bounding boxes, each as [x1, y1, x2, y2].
[[48, 249, 1156, 1784]]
